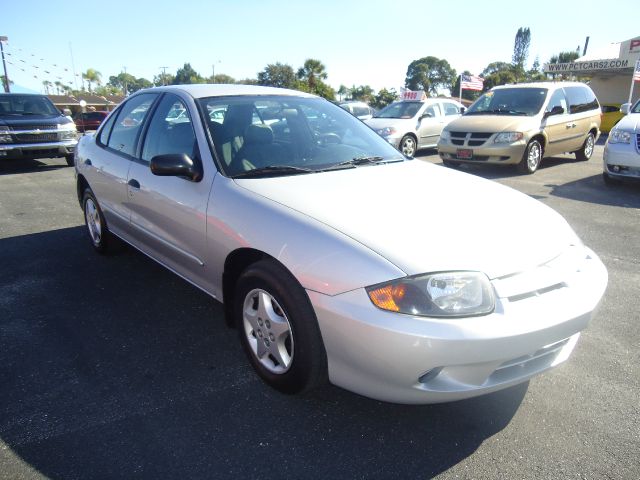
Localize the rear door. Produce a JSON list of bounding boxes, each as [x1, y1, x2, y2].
[[82, 93, 158, 235]]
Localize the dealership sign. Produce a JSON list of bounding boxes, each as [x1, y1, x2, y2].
[[544, 58, 631, 73]]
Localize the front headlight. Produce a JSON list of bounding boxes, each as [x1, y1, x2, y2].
[[57, 123, 78, 140], [0, 126, 11, 143], [608, 129, 632, 144], [367, 271, 495, 318], [376, 126, 397, 137], [494, 132, 524, 143], [440, 129, 450, 141]]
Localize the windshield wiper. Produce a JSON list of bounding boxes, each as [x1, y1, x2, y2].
[[232, 165, 314, 178], [317, 156, 402, 172]]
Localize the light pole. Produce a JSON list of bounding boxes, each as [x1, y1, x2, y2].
[[0, 36, 10, 93], [159, 66, 168, 86], [212, 60, 220, 83]]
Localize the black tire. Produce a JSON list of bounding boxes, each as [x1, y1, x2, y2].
[[443, 159, 460, 168], [65, 154, 75, 167], [82, 188, 112, 254], [575, 132, 595, 161], [518, 139, 543, 174], [399, 135, 417, 158], [234, 259, 327, 394]]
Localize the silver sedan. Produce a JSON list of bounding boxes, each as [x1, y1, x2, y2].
[[75, 84, 607, 404]]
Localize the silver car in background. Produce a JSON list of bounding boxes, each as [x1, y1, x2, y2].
[[75, 84, 607, 404], [365, 98, 465, 157], [603, 99, 640, 184]]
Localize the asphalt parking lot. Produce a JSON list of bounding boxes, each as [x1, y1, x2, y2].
[[1, 141, 639, 480]]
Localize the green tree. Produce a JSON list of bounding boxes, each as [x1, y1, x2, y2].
[[350, 85, 375, 103], [526, 56, 546, 82], [548, 51, 582, 80], [297, 59, 333, 98], [82, 68, 102, 93], [372, 88, 397, 109], [480, 61, 517, 90], [258, 63, 297, 88], [512, 27, 531, 81], [154, 72, 175, 86], [405, 56, 456, 96], [95, 84, 121, 96], [210, 74, 236, 84], [42, 80, 52, 94], [337, 84, 350, 101], [237, 78, 259, 85], [173, 63, 205, 84]]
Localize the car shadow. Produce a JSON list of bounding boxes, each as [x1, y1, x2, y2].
[[0, 158, 70, 175], [441, 154, 582, 180], [546, 174, 640, 207], [0, 227, 526, 479]]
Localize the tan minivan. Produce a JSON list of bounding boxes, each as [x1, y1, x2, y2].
[[437, 82, 601, 173]]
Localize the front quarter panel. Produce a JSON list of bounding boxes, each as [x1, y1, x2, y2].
[[206, 175, 406, 297]]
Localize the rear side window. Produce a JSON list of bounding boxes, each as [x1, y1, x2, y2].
[[107, 93, 157, 156], [442, 102, 461, 115], [564, 86, 599, 114], [97, 111, 117, 146], [601, 105, 619, 113], [546, 89, 568, 115], [353, 106, 370, 117]]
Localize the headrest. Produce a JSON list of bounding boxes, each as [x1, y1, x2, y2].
[[244, 124, 273, 145]]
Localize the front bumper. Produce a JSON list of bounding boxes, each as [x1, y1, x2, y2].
[[438, 139, 527, 165], [0, 139, 78, 160], [603, 140, 640, 179], [309, 246, 607, 404]]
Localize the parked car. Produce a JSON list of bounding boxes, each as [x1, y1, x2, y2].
[[365, 98, 464, 157], [73, 110, 109, 132], [339, 101, 375, 121], [600, 103, 625, 134], [0, 93, 78, 165], [75, 84, 607, 404], [437, 82, 601, 174], [603, 99, 640, 184]]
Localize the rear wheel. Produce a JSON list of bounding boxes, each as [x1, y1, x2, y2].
[[575, 132, 595, 161], [235, 259, 327, 394], [518, 139, 542, 174], [82, 188, 112, 254], [399, 135, 417, 157]]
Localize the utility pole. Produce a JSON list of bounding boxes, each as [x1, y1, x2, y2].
[[1, 36, 10, 92], [159, 66, 168, 86], [123, 66, 127, 96], [69, 42, 78, 91]]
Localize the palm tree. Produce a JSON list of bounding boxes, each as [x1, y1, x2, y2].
[[54, 80, 63, 95], [297, 59, 328, 94], [42, 80, 52, 94], [82, 68, 102, 93]]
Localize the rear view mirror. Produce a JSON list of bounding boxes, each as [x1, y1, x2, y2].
[[621, 103, 631, 115]]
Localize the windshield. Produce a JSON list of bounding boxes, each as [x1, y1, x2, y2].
[[466, 88, 548, 116], [0, 95, 60, 116], [198, 95, 404, 177], [373, 101, 422, 119]]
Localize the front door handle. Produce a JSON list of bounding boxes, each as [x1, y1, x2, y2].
[[128, 179, 140, 189], [84, 159, 92, 166]]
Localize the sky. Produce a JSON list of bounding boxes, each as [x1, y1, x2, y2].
[[1, 0, 638, 95]]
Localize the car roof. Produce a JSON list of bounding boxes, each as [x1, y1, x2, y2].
[[137, 84, 318, 100], [492, 81, 591, 90]]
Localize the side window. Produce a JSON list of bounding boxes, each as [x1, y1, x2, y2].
[[141, 95, 198, 164], [546, 89, 568, 115], [107, 93, 157, 156], [353, 106, 369, 117], [424, 104, 440, 117], [443, 102, 460, 116], [564, 86, 595, 114], [97, 110, 118, 146]]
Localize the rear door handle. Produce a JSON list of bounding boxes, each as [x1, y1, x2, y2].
[[84, 159, 92, 166], [127, 179, 140, 189]]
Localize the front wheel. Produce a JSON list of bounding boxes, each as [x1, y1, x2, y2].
[[518, 139, 543, 174], [399, 135, 417, 157], [575, 132, 595, 161], [235, 259, 327, 394]]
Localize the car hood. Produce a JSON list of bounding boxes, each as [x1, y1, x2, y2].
[[235, 161, 578, 280], [365, 117, 416, 131], [614, 113, 640, 131], [444, 114, 539, 133]]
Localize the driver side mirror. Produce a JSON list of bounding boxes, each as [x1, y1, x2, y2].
[[150, 153, 202, 182], [621, 103, 631, 115], [544, 105, 564, 118], [460, 107, 466, 114], [420, 113, 433, 120]]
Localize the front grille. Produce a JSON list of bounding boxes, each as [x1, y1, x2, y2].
[[9, 124, 57, 132], [636, 134, 640, 151], [450, 132, 493, 147], [489, 338, 570, 384], [14, 133, 59, 143]]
